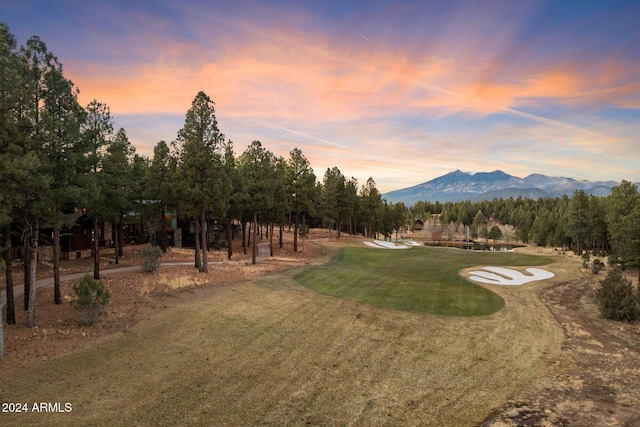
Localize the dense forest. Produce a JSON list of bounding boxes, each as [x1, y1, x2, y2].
[[406, 188, 639, 263], [1, 22, 639, 335]]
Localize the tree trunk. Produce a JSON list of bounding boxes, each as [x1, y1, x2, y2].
[[227, 218, 232, 260], [0, 298, 4, 356], [0, 228, 7, 354], [118, 221, 124, 258], [200, 208, 208, 273], [3, 257, 15, 323], [113, 222, 119, 265], [194, 215, 202, 271], [93, 213, 100, 280], [354, 212, 357, 236], [3, 226, 16, 324], [26, 219, 38, 328], [269, 223, 274, 257], [252, 211, 257, 265], [160, 203, 167, 253], [53, 225, 61, 304], [242, 219, 247, 255], [23, 239, 30, 311], [293, 211, 299, 252], [279, 225, 283, 249]]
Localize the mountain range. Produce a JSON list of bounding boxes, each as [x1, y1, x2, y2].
[[382, 170, 625, 206]]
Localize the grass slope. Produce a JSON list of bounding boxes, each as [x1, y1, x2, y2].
[[295, 246, 552, 316]]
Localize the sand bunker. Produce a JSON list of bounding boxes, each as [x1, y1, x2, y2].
[[468, 266, 554, 286], [364, 240, 411, 249]]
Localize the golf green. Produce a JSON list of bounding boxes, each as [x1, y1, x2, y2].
[[295, 246, 552, 316]]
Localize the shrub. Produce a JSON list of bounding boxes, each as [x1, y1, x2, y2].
[[582, 252, 590, 268], [596, 267, 638, 322], [140, 245, 163, 272], [71, 274, 111, 325], [592, 259, 605, 275]]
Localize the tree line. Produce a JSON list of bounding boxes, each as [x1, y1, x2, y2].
[[407, 185, 640, 277]]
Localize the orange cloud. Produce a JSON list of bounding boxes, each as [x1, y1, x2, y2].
[[522, 70, 584, 99]]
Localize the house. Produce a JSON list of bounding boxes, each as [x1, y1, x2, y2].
[[8, 211, 150, 262]]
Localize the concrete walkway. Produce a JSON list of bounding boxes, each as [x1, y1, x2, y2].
[[2, 242, 271, 309]]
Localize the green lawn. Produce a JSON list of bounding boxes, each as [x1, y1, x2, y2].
[[295, 246, 553, 316]]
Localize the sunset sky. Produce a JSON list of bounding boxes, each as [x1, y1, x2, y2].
[[4, 0, 640, 192]]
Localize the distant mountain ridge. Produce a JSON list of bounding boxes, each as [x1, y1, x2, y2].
[[382, 170, 622, 205]]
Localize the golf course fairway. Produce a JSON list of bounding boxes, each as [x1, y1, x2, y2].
[[295, 246, 553, 316]]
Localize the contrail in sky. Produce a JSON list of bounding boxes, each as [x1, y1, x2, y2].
[[354, 30, 369, 41], [418, 83, 607, 140], [251, 119, 408, 171], [498, 107, 607, 140], [251, 119, 352, 150]]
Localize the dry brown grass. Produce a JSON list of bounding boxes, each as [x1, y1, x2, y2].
[[1, 237, 565, 426], [2, 236, 639, 426]]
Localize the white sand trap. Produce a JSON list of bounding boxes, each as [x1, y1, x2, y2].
[[364, 240, 410, 249], [401, 240, 421, 247], [468, 266, 554, 286]]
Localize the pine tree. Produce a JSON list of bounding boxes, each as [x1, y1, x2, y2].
[[361, 178, 383, 238], [568, 190, 590, 255], [268, 156, 289, 256], [147, 141, 177, 252], [606, 181, 640, 280], [222, 141, 241, 259], [175, 91, 224, 272], [320, 167, 348, 239], [83, 100, 114, 280], [19, 35, 63, 327], [286, 148, 316, 252], [239, 141, 274, 264], [40, 67, 86, 303], [596, 267, 638, 321], [345, 178, 359, 236], [0, 23, 34, 326], [101, 128, 136, 264]]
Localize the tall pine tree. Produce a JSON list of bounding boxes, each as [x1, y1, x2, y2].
[[286, 148, 316, 252], [82, 100, 114, 280], [175, 91, 224, 273]]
